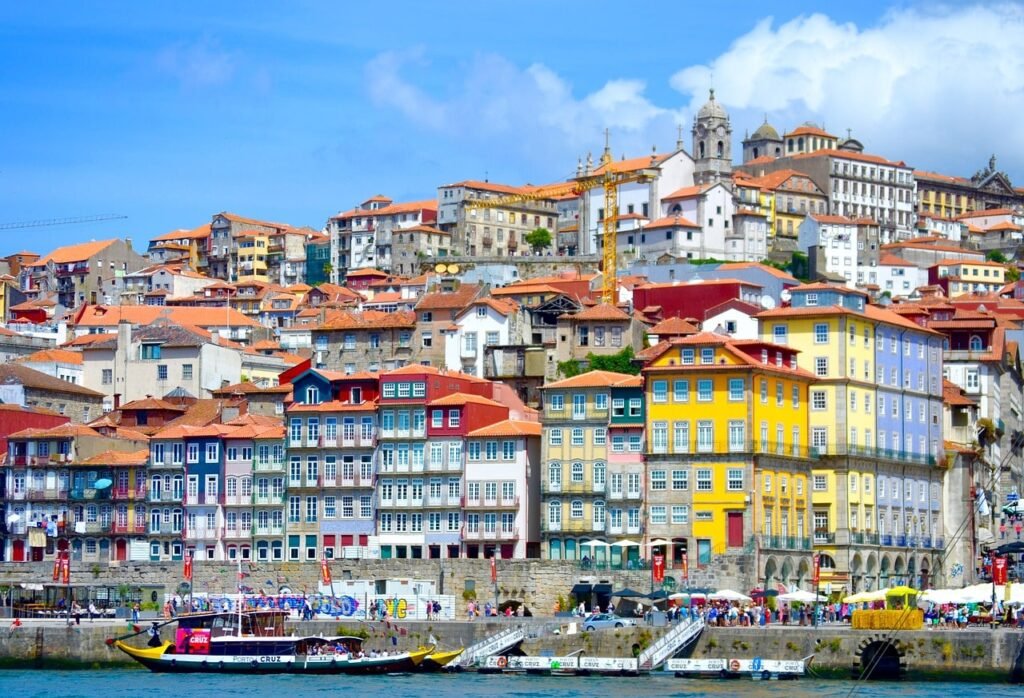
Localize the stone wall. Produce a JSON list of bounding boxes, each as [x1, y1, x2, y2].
[[0, 559, 654, 615]]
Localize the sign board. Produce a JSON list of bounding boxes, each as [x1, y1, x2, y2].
[[578, 656, 638, 672]]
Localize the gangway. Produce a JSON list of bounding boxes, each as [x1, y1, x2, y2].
[[455, 625, 526, 668], [637, 616, 704, 671]]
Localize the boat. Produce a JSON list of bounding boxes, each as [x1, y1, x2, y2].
[[416, 647, 464, 672], [664, 655, 813, 680], [112, 610, 431, 674]]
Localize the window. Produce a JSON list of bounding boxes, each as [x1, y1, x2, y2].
[[157, 364, 168, 380], [671, 506, 689, 524], [102, 368, 112, 384], [696, 469, 712, 491], [611, 398, 625, 416], [650, 470, 667, 490], [813, 475, 827, 491], [570, 500, 584, 519], [673, 421, 689, 453], [448, 409, 460, 428], [594, 428, 606, 445], [728, 421, 745, 452], [697, 421, 713, 453], [728, 378, 744, 401], [182, 364, 193, 380], [652, 380, 668, 403], [727, 469, 744, 491], [815, 357, 828, 377], [572, 393, 586, 418], [673, 380, 690, 402], [650, 506, 667, 525], [681, 348, 694, 365], [697, 379, 713, 402], [595, 393, 608, 411], [700, 347, 714, 364], [571, 428, 584, 446], [814, 323, 829, 343], [549, 428, 562, 446], [549, 394, 564, 412], [671, 469, 689, 491]]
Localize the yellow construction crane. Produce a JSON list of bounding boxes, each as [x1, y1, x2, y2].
[[466, 137, 659, 304]]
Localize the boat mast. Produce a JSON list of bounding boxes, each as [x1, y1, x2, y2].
[[236, 558, 243, 638]]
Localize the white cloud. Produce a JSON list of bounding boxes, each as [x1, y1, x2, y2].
[[671, 5, 1024, 175], [366, 5, 1024, 180], [157, 36, 236, 89], [365, 49, 683, 174]]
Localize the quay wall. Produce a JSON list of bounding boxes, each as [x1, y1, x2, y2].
[[2, 617, 1023, 681]]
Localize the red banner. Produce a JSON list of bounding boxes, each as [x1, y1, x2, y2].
[[320, 557, 332, 585], [52, 555, 60, 582], [183, 552, 193, 582], [652, 554, 665, 583], [61, 556, 70, 585], [681, 555, 689, 579], [812, 553, 821, 588], [994, 555, 1008, 585], [490, 556, 497, 583]]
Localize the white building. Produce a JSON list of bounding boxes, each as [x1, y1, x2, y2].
[[858, 253, 927, 298], [579, 148, 696, 256], [327, 196, 437, 279], [17, 348, 84, 385], [443, 298, 522, 378], [798, 214, 859, 286]]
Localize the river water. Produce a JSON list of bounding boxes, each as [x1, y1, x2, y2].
[[0, 670, 1004, 698]]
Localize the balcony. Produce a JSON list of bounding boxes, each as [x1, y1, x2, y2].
[[254, 459, 285, 472], [895, 535, 907, 547], [150, 459, 183, 470], [253, 526, 284, 537], [880, 534, 893, 546], [463, 496, 520, 509], [112, 485, 147, 500], [223, 527, 252, 540], [56, 263, 90, 277], [253, 493, 286, 505], [69, 521, 112, 534], [26, 488, 67, 501], [149, 490, 183, 504], [184, 526, 223, 541], [340, 435, 376, 448], [813, 531, 836, 544], [148, 525, 182, 536], [542, 480, 602, 495], [761, 535, 813, 551], [69, 488, 107, 501], [223, 495, 252, 507], [111, 523, 147, 535], [463, 527, 519, 541], [808, 444, 937, 466]]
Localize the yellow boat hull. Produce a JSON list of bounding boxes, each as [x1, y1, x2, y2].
[[417, 647, 464, 671]]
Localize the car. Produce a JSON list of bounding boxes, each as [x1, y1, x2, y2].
[[581, 613, 638, 631]]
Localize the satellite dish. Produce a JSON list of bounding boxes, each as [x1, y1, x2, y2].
[[448, 264, 460, 275], [434, 263, 446, 273], [6, 513, 20, 524], [759, 295, 776, 310], [780, 289, 792, 303]]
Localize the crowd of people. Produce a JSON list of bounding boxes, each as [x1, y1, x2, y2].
[[465, 600, 525, 620]]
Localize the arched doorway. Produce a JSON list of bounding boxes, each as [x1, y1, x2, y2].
[[780, 557, 794, 587], [763, 556, 779, 588]]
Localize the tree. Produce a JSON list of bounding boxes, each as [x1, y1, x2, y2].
[[1007, 266, 1021, 283], [986, 250, 1008, 263], [525, 227, 552, 254], [586, 346, 641, 375]]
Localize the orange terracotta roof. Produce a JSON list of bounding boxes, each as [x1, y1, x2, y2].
[[415, 284, 482, 311], [119, 397, 186, 411], [29, 239, 118, 267], [561, 303, 630, 321], [914, 170, 970, 185], [591, 153, 670, 176], [661, 184, 710, 200], [543, 370, 641, 390], [332, 199, 437, 221], [19, 348, 83, 365], [468, 297, 519, 317], [791, 148, 907, 167], [345, 268, 390, 278], [716, 262, 798, 282], [648, 316, 701, 335], [643, 216, 700, 229], [943, 380, 976, 406], [427, 392, 504, 407], [878, 253, 918, 267], [467, 419, 542, 438], [956, 208, 1016, 220], [638, 278, 760, 290], [930, 259, 1008, 269], [319, 309, 416, 330], [784, 124, 836, 138], [74, 305, 260, 328], [9, 423, 103, 439], [62, 332, 117, 347], [77, 449, 150, 466], [364, 291, 404, 304], [985, 221, 1021, 232], [811, 214, 857, 225], [441, 180, 525, 195]]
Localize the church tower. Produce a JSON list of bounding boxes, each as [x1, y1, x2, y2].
[[692, 89, 733, 185]]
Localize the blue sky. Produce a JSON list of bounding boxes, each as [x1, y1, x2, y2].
[[1, 1, 1021, 255]]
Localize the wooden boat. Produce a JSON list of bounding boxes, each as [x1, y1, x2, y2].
[[416, 647, 464, 672], [112, 610, 430, 674], [665, 655, 812, 680]]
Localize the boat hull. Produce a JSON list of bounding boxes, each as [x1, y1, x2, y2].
[[417, 648, 464, 672], [115, 641, 430, 674]]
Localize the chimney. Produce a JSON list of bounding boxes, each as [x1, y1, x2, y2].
[[125, 237, 133, 251], [117, 319, 131, 348], [113, 393, 121, 409]]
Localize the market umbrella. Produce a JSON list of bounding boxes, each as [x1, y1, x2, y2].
[[580, 539, 609, 548], [94, 478, 113, 490], [994, 541, 1024, 555], [612, 539, 640, 547], [646, 590, 669, 601], [611, 588, 647, 599], [646, 538, 671, 547], [778, 590, 827, 603], [749, 588, 779, 599], [710, 589, 753, 603], [669, 592, 690, 601]]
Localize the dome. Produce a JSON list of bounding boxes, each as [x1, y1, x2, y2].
[[697, 89, 728, 120], [751, 119, 780, 141]]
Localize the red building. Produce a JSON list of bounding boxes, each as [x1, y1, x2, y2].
[[0, 404, 70, 457], [632, 278, 763, 322], [426, 393, 509, 439]]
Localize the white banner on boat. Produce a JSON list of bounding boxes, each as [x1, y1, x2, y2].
[[578, 656, 639, 672]]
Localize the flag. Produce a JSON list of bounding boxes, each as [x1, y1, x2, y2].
[[10, 618, 22, 629], [52, 555, 60, 582], [320, 557, 332, 586], [652, 554, 665, 584], [61, 556, 70, 585], [490, 555, 497, 584], [183, 552, 193, 582]]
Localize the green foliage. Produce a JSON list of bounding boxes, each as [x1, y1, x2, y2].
[[786, 641, 801, 653], [557, 359, 583, 379], [334, 624, 370, 639], [586, 346, 640, 375], [461, 589, 477, 601], [525, 227, 552, 253], [1007, 266, 1021, 282], [986, 250, 1008, 263]]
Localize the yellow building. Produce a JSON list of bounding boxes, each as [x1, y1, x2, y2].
[[734, 169, 828, 241], [932, 259, 1007, 297], [235, 231, 270, 282], [640, 332, 813, 586], [539, 370, 640, 562]]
